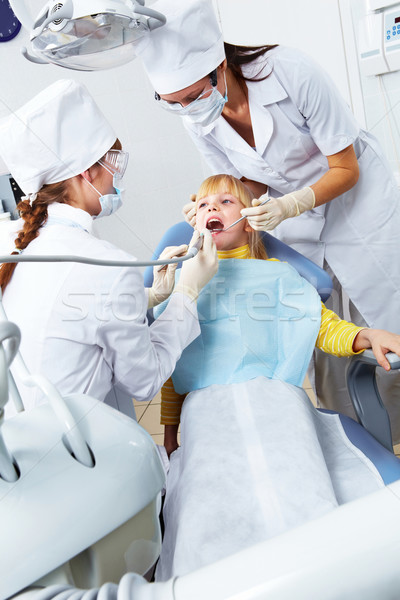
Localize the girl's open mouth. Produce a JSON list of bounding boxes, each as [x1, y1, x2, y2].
[[206, 217, 224, 233]]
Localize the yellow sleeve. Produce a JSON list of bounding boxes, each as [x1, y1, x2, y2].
[[316, 303, 366, 356], [160, 377, 186, 425]]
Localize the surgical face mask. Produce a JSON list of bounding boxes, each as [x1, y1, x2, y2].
[[92, 150, 129, 218], [94, 182, 123, 219], [82, 168, 125, 219], [156, 73, 228, 127], [185, 84, 228, 127]]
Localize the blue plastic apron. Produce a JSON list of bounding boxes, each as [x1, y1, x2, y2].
[[156, 259, 321, 394]]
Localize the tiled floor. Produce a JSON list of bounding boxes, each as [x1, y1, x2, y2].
[[134, 390, 165, 447], [134, 378, 400, 457]]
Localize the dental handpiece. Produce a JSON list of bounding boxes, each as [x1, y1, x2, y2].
[[156, 233, 204, 272], [221, 196, 271, 232]]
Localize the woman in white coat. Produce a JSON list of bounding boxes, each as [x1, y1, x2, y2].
[[135, 0, 400, 441], [0, 79, 217, 419]]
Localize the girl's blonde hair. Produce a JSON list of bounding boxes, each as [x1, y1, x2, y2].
[[196, 174, 268, 260], [0, 139, 122, 292]]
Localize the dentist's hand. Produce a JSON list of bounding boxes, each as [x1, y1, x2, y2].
[[147, 244, 188, 308], [174, 229, 218, 301], [182, 194, 197, 228], [241, 187, 315, 231]]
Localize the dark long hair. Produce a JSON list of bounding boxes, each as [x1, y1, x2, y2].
[[224, 43, 278, 84]]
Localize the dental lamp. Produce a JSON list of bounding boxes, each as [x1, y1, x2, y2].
[[8, 0, 166, 71]]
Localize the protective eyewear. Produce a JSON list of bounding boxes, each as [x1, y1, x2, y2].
[[154, 70, 218, 115], [98, 150, 129, 179]]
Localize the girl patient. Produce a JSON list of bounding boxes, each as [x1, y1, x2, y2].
[[155, 174, 400, 581]]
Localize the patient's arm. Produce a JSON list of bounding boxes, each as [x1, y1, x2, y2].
[[161, 377, 186, 456], [164, 424, 180, 457], [316, 303, 400, 371], [352, 328, 400, 371], [316, 303, 365, 356]]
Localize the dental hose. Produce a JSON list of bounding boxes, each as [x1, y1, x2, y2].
[[18, 572, 175, 599], [0, 235, 204, 269]]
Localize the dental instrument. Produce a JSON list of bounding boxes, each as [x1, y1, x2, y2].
[[0, 241, 202, 270], [156, 233, 204, 272], [8, 0, 166, 70], [217, 196, 271, 232]]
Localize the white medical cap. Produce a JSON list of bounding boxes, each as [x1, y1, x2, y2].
[[135, 0, 226, 94], [0, 79, 117, 195]]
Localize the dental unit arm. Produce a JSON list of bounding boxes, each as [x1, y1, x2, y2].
[[8, 0, 166, 71], [0, 310, 165, 599], [0, 238, 203, 271]]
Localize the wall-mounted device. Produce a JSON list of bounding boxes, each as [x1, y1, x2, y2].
[[358, 2, 400, 76], [0, 174, 23, 219]]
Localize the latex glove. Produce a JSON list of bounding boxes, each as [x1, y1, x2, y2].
[[182, 194, 197, 228], [174, 229, 218, 301], [147, 244, 188, 308], [241, 187, 315, 231]]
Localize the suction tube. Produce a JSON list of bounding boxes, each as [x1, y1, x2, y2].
[[0, 239, 202, 269]]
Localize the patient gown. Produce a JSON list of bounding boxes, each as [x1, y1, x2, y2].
[[155, 259, 385, 581]]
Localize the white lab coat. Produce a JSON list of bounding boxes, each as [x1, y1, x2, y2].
[[183, 46, 400, 334], [0, 203, 200, 418]]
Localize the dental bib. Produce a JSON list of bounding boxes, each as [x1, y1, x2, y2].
[[156, 259, 321, 393]]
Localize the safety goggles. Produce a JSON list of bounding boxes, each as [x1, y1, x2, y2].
[[98, 149, 129, 179], [154, 70, 218, 115]]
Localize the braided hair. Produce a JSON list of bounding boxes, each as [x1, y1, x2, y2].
[[0, 181, 70, 292]]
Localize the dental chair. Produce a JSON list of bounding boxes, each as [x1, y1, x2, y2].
[[144, 221, 400, 482], [2, 224, 400, 599]]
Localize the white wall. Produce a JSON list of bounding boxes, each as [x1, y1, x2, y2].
[[216, 0, 352, 105], [0, 0, 358, 259], [346, 0, 400, 180]]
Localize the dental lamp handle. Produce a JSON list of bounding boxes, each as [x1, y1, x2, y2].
[[21, 47, 49, 65], [133, 2, 166, 30]]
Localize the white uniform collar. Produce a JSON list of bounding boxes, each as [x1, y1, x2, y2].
[[46, 202, 93, 233]]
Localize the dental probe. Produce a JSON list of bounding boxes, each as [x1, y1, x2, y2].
[[0, 237, 204, 270], [219, 196, 271, 232]]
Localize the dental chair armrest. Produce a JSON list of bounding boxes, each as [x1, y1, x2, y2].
[[346, 351, 400, 452], [355, 350, 400, 369]]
